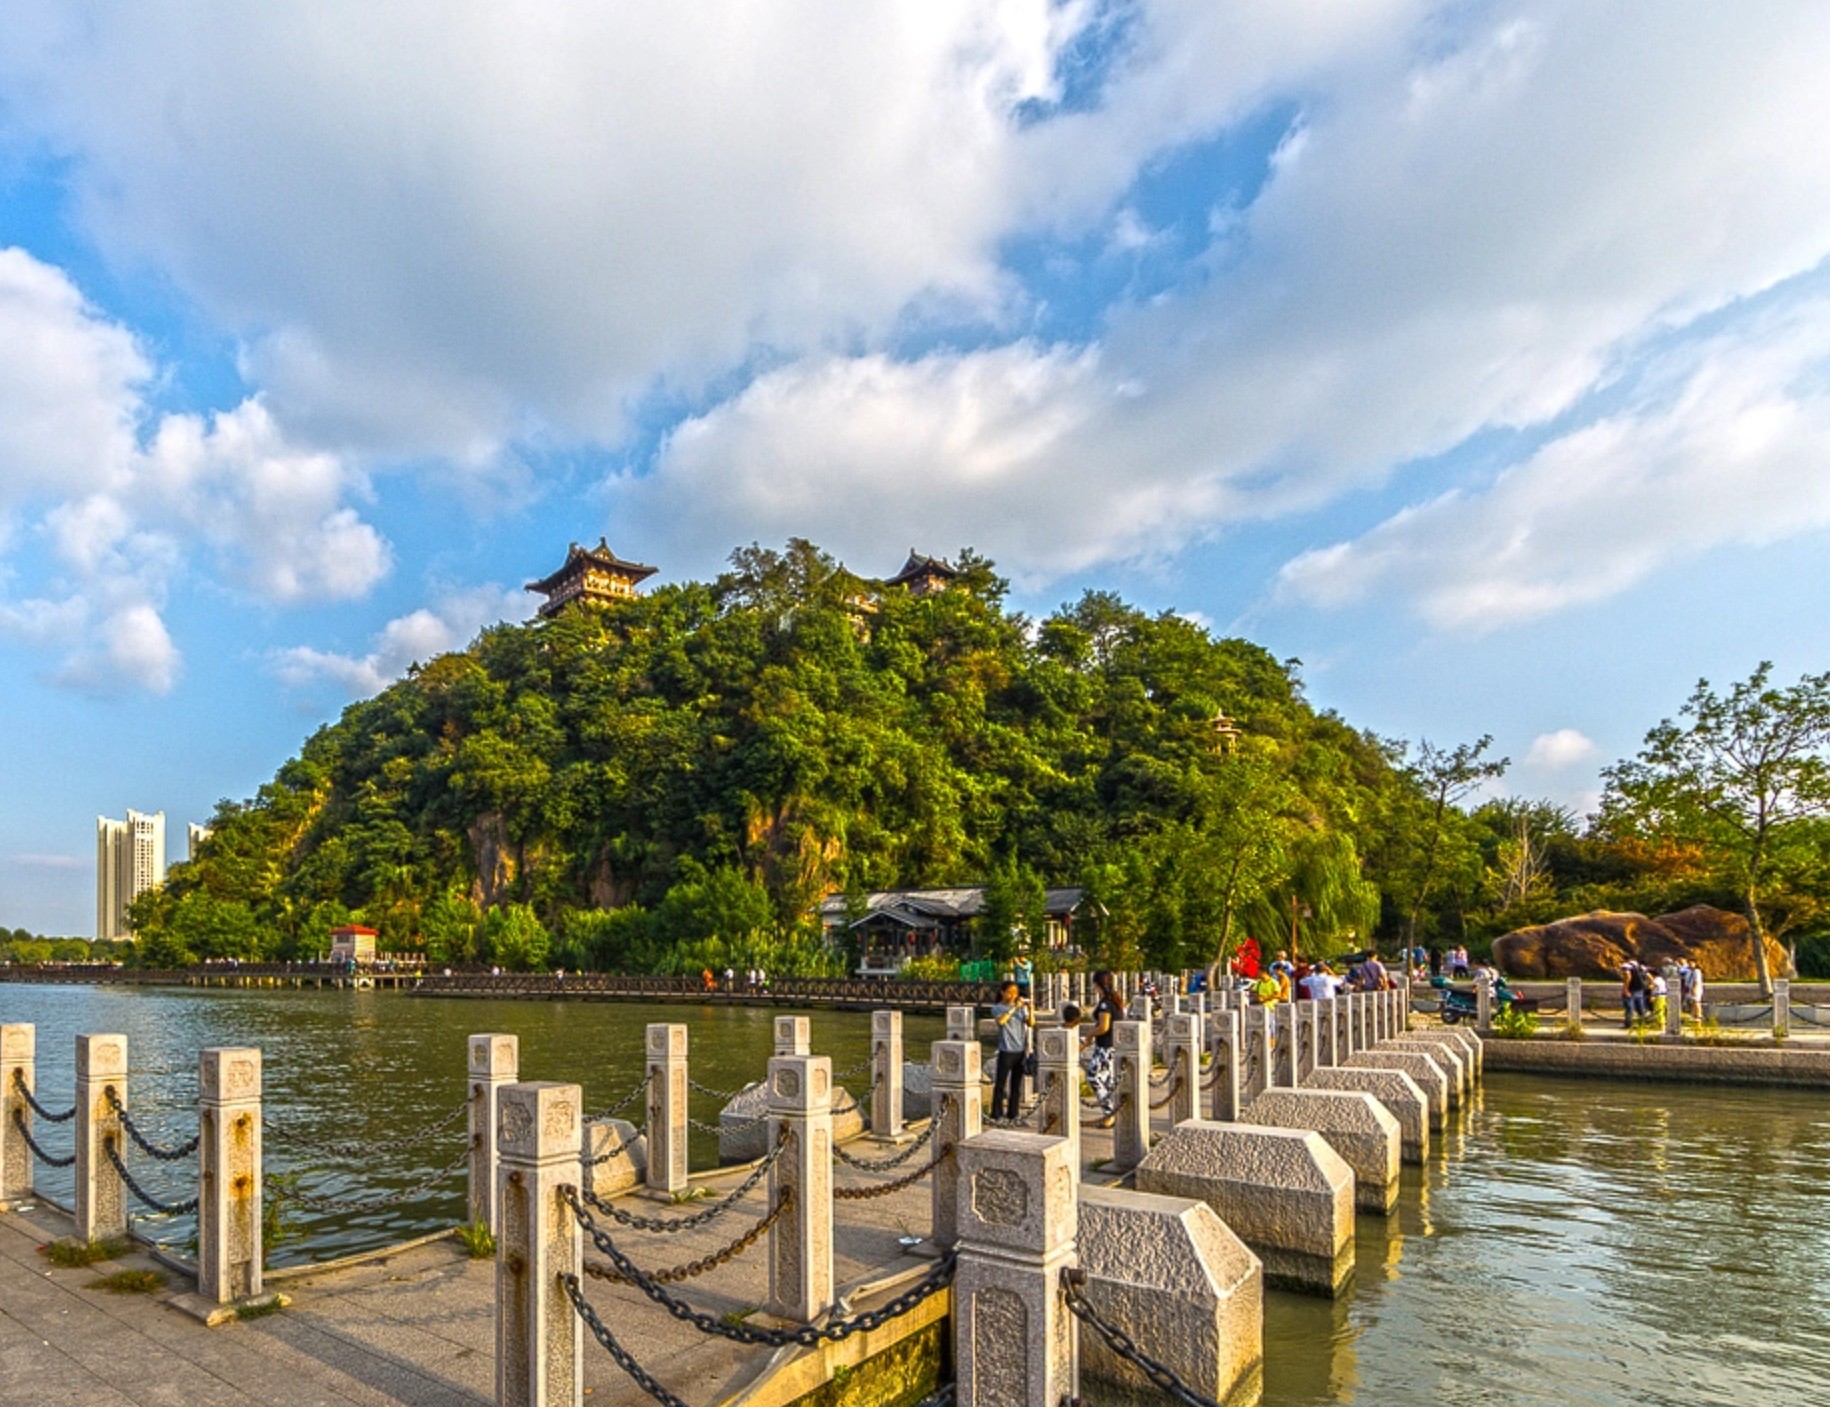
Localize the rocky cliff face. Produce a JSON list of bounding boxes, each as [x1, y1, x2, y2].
[[1492, 905, 1787, 981]]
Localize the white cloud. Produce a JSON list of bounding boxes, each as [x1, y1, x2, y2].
[[274, 585, 532, 697], [1525, 729, 1599, 770], [0, 249, 391, 690], [1277, 299, 1830, 629], [0, 1, 1419, 461], [599, 4, 1830, 588], [11, 854, 82, 869]]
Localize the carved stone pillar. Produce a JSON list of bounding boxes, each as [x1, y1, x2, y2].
[[645, 1023, 688, 1195], [75, 1033, 127, 1244], [198, 1047, 264, 1309], [468, 1032, 518, 1233], [929, 1039, 983, 1249], [0, 1024, 32, 1209], [870, 1009, 905, 1140], [495, 1082, 583, 1407], [767, 1054, 834, 1322], [953, 1130, 1078, 1407]]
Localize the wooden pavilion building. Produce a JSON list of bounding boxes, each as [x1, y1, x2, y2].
[[883, 550, 961, 597], [526, 540, 658, 618]]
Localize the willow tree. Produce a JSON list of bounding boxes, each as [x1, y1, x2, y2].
[[1601, 663, 1830, 995]]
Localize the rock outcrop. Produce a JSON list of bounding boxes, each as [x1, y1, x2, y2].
[[1492, 905, 1786, 981]]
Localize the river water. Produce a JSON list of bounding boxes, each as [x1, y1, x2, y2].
[[5, 984, 1828, 1406]]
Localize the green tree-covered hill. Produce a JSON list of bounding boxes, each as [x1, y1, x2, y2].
[[130, 541, 1475, 973]]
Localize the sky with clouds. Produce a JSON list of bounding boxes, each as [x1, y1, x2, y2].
[[3, 1, 1828, 935]]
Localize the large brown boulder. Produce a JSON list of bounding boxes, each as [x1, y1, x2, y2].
[[1492, 906, 1786, 981]]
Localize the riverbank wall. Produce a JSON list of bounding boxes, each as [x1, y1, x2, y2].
[[1482, 1034, 1830, 1087]]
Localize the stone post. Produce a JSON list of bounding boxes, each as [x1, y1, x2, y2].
[[1368, 989, 1383, 1045], [1663, 966, 1684, 1037], [1111, 1021, 1150, 1172], [0, 1024, 32, 1209], [1207, 1009, 1241, 1122], [1166, 1012, 1200, 1126], [1275, 1004, 1303, 1088], [1318, 997, 1338, 1068], [953, 1130, 1078, 1407], [495, 1082, 583, 1407], [774, 1016, 811, 1057], [1398, 976, 1413, 1033], [1302, 1000, 1322, 1079], [75, 1033, 127, 1245], [768, 1054, 834, 1322], [1774, 980, 1791, 1038], [946, 1006, 976, 1044], [197, 1047, 263, 1311], [929, 1039, 983, 1249], [1476, 973, 1494, 1034], [1566, 977, 1583, 1035], [645, 1023, 688, 1195], [468, 1033, 518, 1233], [1035, 1026, 1080, 1168], [1238, 1004, 1269, 1102], [870, 1010, 905, 1141]]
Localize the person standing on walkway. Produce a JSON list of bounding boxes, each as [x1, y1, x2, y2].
[[1081, 969, 1125, 1127], [990, 980, 1031, 1119]]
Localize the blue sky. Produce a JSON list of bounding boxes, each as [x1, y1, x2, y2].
[[4, 2, 1830, 935]]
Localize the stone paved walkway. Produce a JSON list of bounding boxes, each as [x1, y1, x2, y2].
[[0, 1118, 1067, 1407]]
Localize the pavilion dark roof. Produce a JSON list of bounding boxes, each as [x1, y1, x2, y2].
[[525, 539, 658, 594]]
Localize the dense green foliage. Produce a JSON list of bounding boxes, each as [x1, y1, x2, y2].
[[119, 547, 1830, 977], [129, 541, 1422, 971]]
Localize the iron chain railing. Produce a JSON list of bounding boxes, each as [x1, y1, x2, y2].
[[585, 1073, 653, 1124], [582, 1128, 787, 1233], [563, 1186, 956, 1348], [12, 1069, 75, 1123], [1063, 1266, 1224, 1407], [831, 1117, 939, 1171], [103, 1140, 199, 1216], [584, 1186, 790, 1287], [105, 1087, 199, 1162], [1150, 1073, 1185, 1111], [833, 1142, 952, 1201], [563, 1277, 697, 1407], [12, 1107, 75, 1168]]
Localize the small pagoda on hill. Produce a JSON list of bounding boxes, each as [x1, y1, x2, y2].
[[526, 539, 657, 618], [883, 549, 961, 597]]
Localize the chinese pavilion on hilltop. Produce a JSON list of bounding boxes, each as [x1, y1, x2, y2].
[[883, 549, 961, 597], [525, 539, 658, 617]]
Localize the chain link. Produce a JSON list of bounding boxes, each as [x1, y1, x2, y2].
[[105, 1087, 199, 1162], [833, 1142, 952, 1201], [584, 1186, 789, 1286], [12, 1069, 76, 1123], [582, 1127, 787, 1233], [586, 1072, 654, 1124], [103, 1140, 199, 1216], [1150, 1073, 1185, 1111], [563, 1186, 956, 1348], [686, 1076, 750, 1101], [1063, 1268, 1224, 1407], [273, 1142, 471, 1214], [564, 1274, 697, 1407], [583, 1127, 641, 1167], [12, 1107, 75, 1167], [831, 1117, 938, 1171]]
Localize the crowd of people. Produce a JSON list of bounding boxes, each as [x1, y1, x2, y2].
[[1620, 957, 1705, 1026]]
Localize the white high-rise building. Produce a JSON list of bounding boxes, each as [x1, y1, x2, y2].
[[96, 810, 166, 941], [187, 821, 212, 861]]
